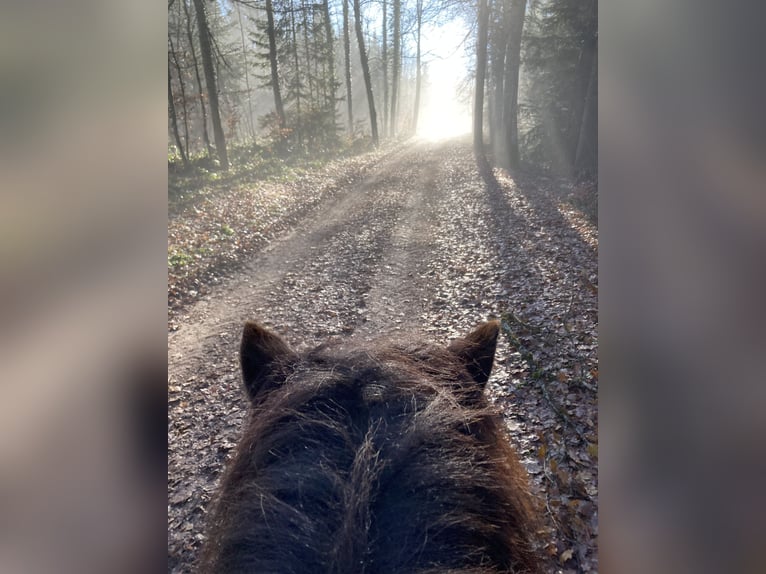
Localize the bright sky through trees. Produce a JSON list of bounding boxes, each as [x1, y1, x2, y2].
[[416, 19, 472, 140]]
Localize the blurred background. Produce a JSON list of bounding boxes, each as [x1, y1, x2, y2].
[[0, 1, 167, 572], [601, 2, 766, 573]]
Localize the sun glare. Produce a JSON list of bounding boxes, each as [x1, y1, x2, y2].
[[416, 20, 472, 141]]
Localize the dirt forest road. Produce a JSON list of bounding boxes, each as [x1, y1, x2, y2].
[[168, 139, 598, 573]]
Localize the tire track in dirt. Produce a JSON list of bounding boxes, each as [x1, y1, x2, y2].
[[169, 144, 413, 374], [350, 143, 444, 339]]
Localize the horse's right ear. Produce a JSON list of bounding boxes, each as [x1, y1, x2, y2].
[[240, 322, 296, 402], [448, 320, 500, 388]]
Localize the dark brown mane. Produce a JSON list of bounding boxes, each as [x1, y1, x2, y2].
[[201, 322, 543, 573]]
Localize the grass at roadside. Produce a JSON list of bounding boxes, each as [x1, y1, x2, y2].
[[169, 140, 373, 217]]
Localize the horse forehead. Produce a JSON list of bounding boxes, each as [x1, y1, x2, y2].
[[282, 355, 430, 402]]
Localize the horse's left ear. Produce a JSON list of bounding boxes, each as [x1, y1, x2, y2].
[[448, 320, 500, 387], [240, 321, 296, 403]]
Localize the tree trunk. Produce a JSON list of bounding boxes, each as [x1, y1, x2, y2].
[[321, 0, 337, 119], [412, 0, 423, 132], [193, 0, 228, 170], [265, 0, 287, 127], [574, 48, 597, 175], [235, 1, 256, 141], [473, 0, 490, 169], [488, 86, 498, 156], [169, 66, 189, 167], [352, 0, 378, 145], [502, 0, 526, 171], [172, 2, 192, 156], [300, 0, 316, 105], [569, 0, 597, 167], [289, 2, 303, 147], [489, 0, 507, 159], [183, 0, 213, 159], [168, 35, 190, 161], [381, 0, 389, 137], [343, 0, 353, 135], [390, 0, 401, 137]]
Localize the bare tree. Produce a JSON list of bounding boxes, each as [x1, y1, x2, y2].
[[171, 1, 192, 155], [300, 0, 315, 104], [265, 0, 287, 127], [343, 0, 353, 134], [289, 0, 303, 146], [488, 0, 506, 157], [192, 0, 228, 169], [168, 66, 189, 167], [574, 48, 596, 173], [353, 0, 379, 145], [183, 0, 213, 159], [320, 0, 337, 117], [474, 0, 490, 169], [571, 0, 597, 175], [168, 35, 190, 160], [412, 0, 423, 132], [235, 1, 256, 140], [502, 0, 526, 170], [390, 0, 401, 137], [381, 0, 389, 137]]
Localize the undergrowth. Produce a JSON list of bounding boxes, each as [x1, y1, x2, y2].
[[168, 137, 374, 217]]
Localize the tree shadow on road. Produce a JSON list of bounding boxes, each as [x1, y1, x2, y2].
[[475, 152, 599, 574]]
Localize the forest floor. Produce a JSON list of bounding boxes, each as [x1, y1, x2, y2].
[[167, 137, 598, 573]]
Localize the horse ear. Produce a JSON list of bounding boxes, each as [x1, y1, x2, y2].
[[448, 320, 500, 387], [240, 322, 296, 402]]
